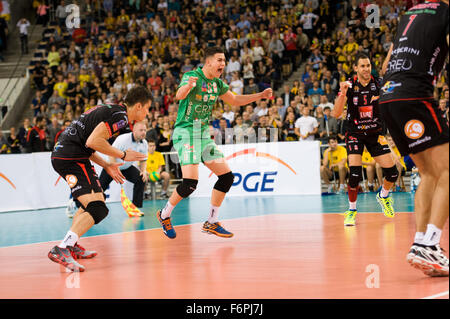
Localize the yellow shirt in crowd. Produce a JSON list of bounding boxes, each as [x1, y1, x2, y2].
[[362, 148, 374, 169], [146, 151, 165, 173], [324, 145, 348, 171]]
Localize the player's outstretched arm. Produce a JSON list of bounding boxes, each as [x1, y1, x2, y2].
[[85, 122, 147, 162], [220, 88, 273, 107]]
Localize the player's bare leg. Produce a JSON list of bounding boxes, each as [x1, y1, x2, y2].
[[202, 158, 234, 237], [408, 143, 449, 276]]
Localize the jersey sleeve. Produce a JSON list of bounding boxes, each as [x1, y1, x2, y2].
[[177, 71, 194, 89], [218, 78, 230, 96], [104, 109, 129, 138]]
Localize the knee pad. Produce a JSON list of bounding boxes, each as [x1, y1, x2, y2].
[[214, 172, 235, 193], [85, 201, 109, 224], [176, 178, 198, 198], [383, 165, 399, 183], [348, 166, 362, 188]]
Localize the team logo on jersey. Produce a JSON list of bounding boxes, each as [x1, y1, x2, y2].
[[404, 120, 425, 139], [381, 81, 402, 94], [203, 95, 209, 102], [370, 95, 379, 103], [353, 97, 359, 105], [201, 82, 207, 92], [370, 83, 376, 91], [195, 94, 202, 101], [65, 175, 78, 188], [112, 119, 127, 132], [213, 82, 218, 93], [353, 85, 359, 92]]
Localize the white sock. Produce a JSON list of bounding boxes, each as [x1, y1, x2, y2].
[[340, 184, 345, 190], [380, 185, 390, 198], [208, 205, 220, 224], [349, 201, 357, 210], [414, 232, 425, 244], [58, 230, 79, 249], [422, 224, 442, 247], [161, 201, 175, 219]]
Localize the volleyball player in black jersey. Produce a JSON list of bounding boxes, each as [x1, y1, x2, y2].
[[334, 53, 398, 226], [48, 86, 152, 272], [380, 0, 449, 277]]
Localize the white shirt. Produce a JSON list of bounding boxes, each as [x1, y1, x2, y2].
[[226, 60, 241, 74], [223, 111, 235, 123], [112, 132, 148, 170], [230, 79, 244, 95], [17, 20, 30, 35], [1, 1, 10, 15], [295, 116, 318, 141], [300, 13, 318, 30]]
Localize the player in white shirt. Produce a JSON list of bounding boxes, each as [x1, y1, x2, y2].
[[294, 106, 319, 141]]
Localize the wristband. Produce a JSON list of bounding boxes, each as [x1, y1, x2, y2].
[[121, 151, 126, 160]]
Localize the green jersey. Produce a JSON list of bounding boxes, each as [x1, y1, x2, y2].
[[175, 67, 229, 131]]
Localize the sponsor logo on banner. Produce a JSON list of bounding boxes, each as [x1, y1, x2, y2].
[[404, 120, 425, 139], [65, 174, 78, 188]]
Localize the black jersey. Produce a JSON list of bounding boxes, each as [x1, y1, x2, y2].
[[345, 75, 383, 135], [380, 1, 449, 102], [52, 103, 131, 159]]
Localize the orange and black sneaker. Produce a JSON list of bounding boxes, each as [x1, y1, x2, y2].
[[156, 209, 176, 239], [48, 245, 85, 272], [202, 221, 234, 238], [69, 243, 97, 259]]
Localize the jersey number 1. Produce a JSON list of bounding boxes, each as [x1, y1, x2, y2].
[[402, 14, 417, 37]]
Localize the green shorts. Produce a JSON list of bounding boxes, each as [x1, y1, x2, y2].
[[172, 127, 224, 166]]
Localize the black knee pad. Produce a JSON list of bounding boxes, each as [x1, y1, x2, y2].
[[348, 166, 362, 188], [176, 178, 198, 198], [214, 172, 235, 193], [383, 165, 399, 183], [85, 201, 109, 224]]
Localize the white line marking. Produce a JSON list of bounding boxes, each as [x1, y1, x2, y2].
[[423, 291, 449, 299]]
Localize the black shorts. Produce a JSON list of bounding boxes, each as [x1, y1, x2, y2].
[[380, 99, 449, 156], [345, 132, 391, 157], [51, 157, 103, 200]]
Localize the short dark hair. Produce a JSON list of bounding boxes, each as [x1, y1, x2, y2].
[[148, 139, 156, 144], [124, 86, 153, 107], [354, 52, 370, 66], [328, 135, 338, 142], [204, 46, 225, 60]]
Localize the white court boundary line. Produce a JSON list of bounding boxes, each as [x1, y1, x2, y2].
[[422, 291, 449, 299]]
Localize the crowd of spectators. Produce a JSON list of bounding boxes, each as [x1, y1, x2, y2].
[[0, 0, 448, 157]]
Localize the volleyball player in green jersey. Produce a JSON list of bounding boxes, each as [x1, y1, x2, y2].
[[156, 47, 273, 238]]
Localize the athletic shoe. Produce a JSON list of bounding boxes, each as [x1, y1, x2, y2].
[[69, 243, 97, 259], [120, 188, 144, 217], [65, 198, 77, 218], [376, 191, 395, 218], [344, 209, 357, 226], [156, 209, 176, 239], [160, 192, 169, 199], [48, 245, 85, 272], [202, 221, 234, 238], [407, 244, 449, 277]]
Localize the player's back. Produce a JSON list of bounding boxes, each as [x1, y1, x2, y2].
[[381, 1, 449, 101]]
